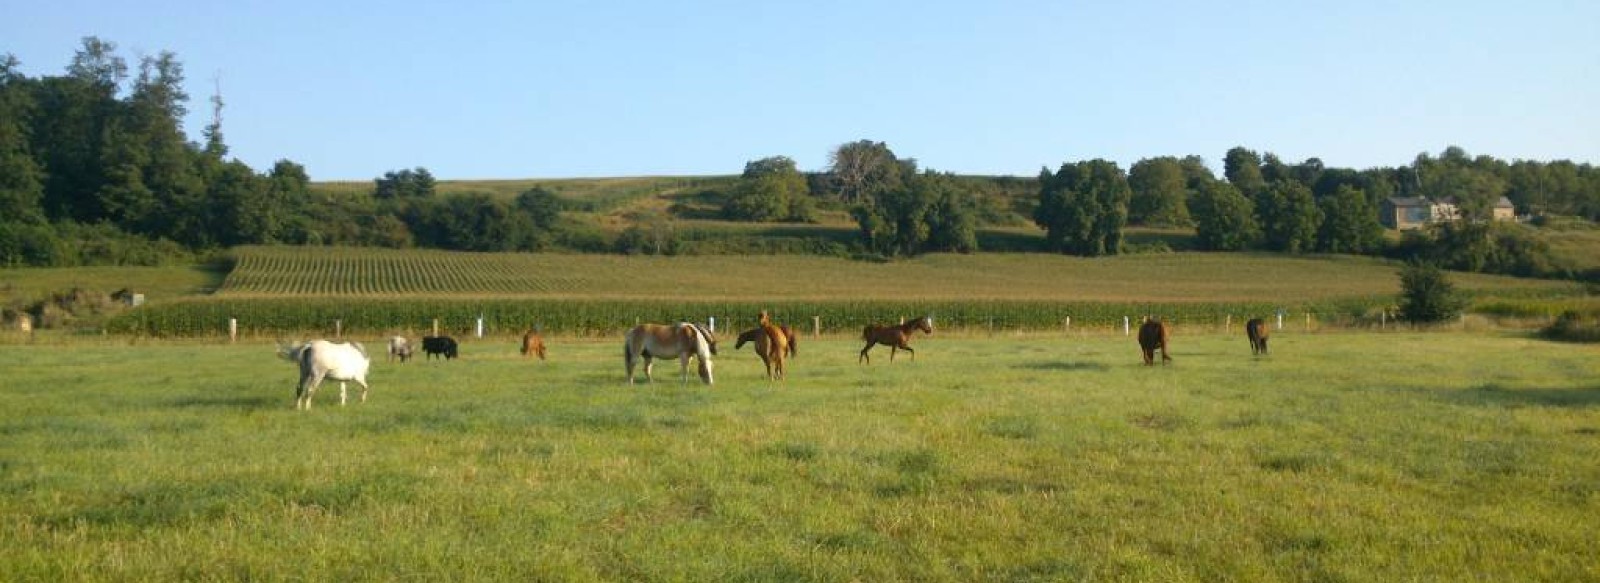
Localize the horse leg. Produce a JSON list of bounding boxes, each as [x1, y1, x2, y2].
[[301, 373, 325, 410], [901, 344, 915, 361], [890, 345, 897, 362], [644, 355, 655, 383], [339, 381, 348, 406], [679, 354, 692, 385], [859, 341, 876, 364], [357, 378, 370, 403]]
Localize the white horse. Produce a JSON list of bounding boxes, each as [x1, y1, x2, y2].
[[624, 322, 716, 385], [387, 336, 412, 363], [277, 340, 372, 410]]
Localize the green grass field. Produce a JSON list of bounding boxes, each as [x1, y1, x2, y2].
[[3, 332, 1596, 581]]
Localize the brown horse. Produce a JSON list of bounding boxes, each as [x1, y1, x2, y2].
[[1245, 318, 1269, 355], [859, 315, 933, 364], [735, 325, 797, 357], [521, 328, 547, 360], [753, 311, 789, 380], [1138, 318, 1171, 365]]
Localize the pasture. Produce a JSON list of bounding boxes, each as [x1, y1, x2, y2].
[[3, 331, 1597, 581]]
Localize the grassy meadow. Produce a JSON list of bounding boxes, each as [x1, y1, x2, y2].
[[3, 331, 1597, 581]]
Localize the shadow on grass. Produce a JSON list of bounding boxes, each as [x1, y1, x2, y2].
[[167, 393, 281, 410], [1019, 361, 1110, 372], [1441, 383, 1600, 409]]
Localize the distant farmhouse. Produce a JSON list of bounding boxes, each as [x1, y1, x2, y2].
[[1380, 196, 1516, 230]]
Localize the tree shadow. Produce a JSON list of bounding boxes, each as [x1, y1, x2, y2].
[[1439, 383, 1600, 409]]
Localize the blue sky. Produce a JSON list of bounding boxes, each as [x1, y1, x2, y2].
[[5, 1, 1597, 180]]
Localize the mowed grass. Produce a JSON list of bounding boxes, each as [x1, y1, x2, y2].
[[216, 246, 1579, 302], [2, 332, 1597, 581]]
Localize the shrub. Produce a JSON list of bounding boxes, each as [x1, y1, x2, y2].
[[1398, 262, 1468, 324]]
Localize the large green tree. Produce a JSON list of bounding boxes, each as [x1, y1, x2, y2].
[[724, 155, 813, 222], [1255, 180, 1322, 253], [1034, 159, 1131, 256], [1190, 180, 1258, 251], [1223, 146, 1266, 197], [1128, 157, 1190, 227], [828, 140, 910, 204], [0, 54, 46, 225], [1315, 185, 1383, 254]]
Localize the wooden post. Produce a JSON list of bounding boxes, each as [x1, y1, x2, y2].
[[228, 318, 237, 343], [1123, 316, 1130, 336], [1306, 313, 1312, 331], [335, 319, 342, 338], [1381, 310, 1387, 330], [1064, 316, 1071, 333], [432, 318, 440, 337], [1225, 314, 1232, 333], [813, 316, 820, 338]]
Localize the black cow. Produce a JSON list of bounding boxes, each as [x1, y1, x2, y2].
[[421, 336, 459, 360]]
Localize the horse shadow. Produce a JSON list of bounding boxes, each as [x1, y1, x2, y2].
[[1020, 361, 1110, 372], [1437, 383, 1600, 409], [168, 393, 281, 410]]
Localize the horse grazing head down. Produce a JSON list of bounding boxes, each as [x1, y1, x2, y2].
[[521, 328, 547, 360], [1245, 318, 1270, 356], [1138, 318, 1171, 365], [624, 322, 715, 385], [277, 339, 372, 410]]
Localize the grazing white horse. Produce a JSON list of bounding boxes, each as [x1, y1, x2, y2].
[[387, 336, 412, 363], [624, 322, 716, 385], [278, 340, 372, 410]]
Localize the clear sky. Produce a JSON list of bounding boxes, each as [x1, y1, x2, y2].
[[4, 0, 1597, 181]]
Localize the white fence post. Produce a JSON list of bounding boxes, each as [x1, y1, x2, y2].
[[229, 318, 237, 342], [1123, 316, 1130, 336], [476, 314, 485, 339]]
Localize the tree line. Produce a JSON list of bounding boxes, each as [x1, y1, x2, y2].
[[4, 39, 1599, 280]]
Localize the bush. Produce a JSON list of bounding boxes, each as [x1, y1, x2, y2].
[[1398, 262, 1468, 324]]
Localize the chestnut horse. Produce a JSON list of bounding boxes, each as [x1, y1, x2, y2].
[[1138, 318, 1171, 365], [753, 311, 790, 380], [1245, 318, 1269, 355], [859, 315, 933, 364], [521, 328, 547, 360], [624, 322, 717, 385], [736, 325, 797, 358], [736, 324, 798, 380]]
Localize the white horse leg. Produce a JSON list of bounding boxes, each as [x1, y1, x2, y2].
[[644, 355, 655, 383], [357, 378, 369, 403], [679, 354, 691, 385], [339, 382, 348, 406]]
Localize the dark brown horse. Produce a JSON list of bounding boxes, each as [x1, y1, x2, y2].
[[1138, 318, 1171, 365], [860, 315, 933, 364], [1245, 318, 1269, 355]]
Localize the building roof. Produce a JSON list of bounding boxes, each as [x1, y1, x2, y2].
[[1385, 197, 1431, 207]]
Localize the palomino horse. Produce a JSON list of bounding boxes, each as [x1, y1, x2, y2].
[[624, 322, 717, 385], [521, 328, 547, 360], [1245, 318, 1269, 355], [277, 340, 372, 410], [1138, 318, 1172, 365], [859, 315, 933, 364]]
